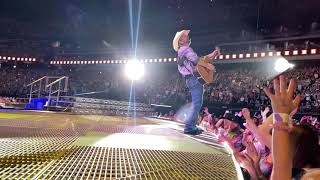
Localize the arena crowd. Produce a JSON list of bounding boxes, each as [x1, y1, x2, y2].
[[195, 76, 320, 179], [1, 63, 320, 114]]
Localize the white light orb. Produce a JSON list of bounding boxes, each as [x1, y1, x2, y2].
[[125, 60, 145, 80], [274, 58, 294, 73]]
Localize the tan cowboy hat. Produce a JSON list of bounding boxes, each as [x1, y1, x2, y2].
[[172, 30, 190, 52]]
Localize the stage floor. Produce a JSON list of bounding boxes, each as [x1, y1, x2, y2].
[[0, 111, 238, 179]]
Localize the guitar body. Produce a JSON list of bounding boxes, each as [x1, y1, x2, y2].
[[194, 56, 216, 85]]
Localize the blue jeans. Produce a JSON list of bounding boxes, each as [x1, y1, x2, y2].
[[185, 76, 203, 132]]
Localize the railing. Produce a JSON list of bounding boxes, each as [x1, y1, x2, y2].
[[26, 76, 47, 104], [26, 76, 69, 107], [46, 76, 69, 106]]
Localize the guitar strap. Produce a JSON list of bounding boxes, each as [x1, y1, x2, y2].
[[177, 47, 196, 77]]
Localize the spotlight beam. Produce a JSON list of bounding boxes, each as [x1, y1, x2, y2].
[[128, 0, 142, 57], [134, 0, 142, 57], [128, 0, 134, 49]]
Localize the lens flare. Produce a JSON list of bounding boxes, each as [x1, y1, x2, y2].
[[125, 60, 145, 80], [274, 58, 294, 73]]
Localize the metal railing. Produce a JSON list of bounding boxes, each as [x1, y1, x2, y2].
[[46, 76, 69, 107], [27, 76, 47, 104], [27, 76, 69, 106]]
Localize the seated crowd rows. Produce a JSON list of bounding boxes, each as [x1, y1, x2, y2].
[[1, 63, 319, 114]]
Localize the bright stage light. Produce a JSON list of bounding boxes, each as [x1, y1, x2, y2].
[[302, 50, 307, 55], [284, 51, 290, 56], [125, 60, 144, 80], [276, 51, 282, 56], [274, 58, 294, 73]]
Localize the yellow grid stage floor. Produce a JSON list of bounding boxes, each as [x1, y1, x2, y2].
[[0, 111, 237, 179]]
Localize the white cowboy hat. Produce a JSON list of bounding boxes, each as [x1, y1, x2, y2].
[[172, 30, 190, 52]]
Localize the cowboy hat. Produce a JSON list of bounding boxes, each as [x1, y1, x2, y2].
[[223, 112, 244, 126], [172, 30, 190, 52]]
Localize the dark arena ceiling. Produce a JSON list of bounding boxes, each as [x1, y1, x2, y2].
[[0, 0, 319, 58]]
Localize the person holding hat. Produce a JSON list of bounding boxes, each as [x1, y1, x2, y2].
[[173, 30, 219, 135]]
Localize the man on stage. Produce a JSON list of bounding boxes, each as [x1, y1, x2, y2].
[[173, 30, 220, 135]]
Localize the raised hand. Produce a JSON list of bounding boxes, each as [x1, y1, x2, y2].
[[242, 129, 251, 147], [208, 48, 221, 60], [246, 141, 261, 166], [261, 107, 270, 116], [263, 75, 301, 114]]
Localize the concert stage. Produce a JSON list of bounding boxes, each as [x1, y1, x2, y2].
[[0, 110, 239, 179]]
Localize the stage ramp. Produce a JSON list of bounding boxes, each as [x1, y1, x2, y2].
[[0, 111, 238, 179]]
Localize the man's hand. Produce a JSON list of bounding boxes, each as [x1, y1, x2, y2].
[[208, 48, 221, 60]]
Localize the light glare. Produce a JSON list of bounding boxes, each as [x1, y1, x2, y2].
[[125, 60, 145, 80], [274, 58, 294, 73]]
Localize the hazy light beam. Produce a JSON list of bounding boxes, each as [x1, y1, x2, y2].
[[128, 0, 134, 49], [134, 0, 142, 57]]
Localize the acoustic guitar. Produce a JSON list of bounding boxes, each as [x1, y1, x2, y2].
[[194, 48, 221, 85]]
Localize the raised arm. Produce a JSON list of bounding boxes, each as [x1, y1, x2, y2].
[[242, 108, 272, 149], [263, 75, 301, 180]]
